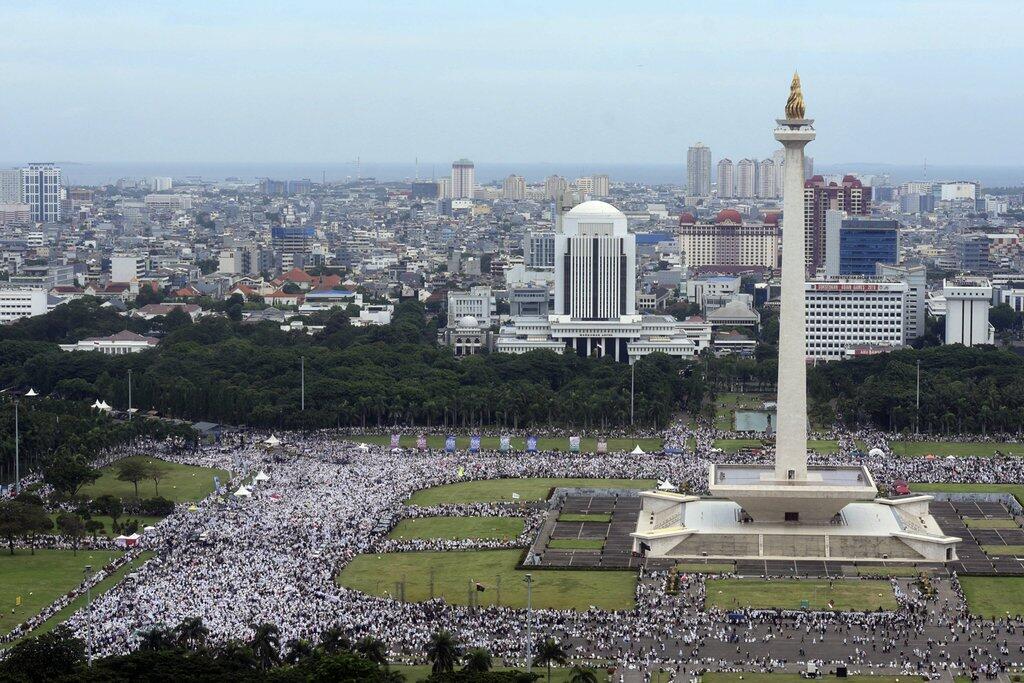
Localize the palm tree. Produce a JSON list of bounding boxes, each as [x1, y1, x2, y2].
[[462, 646, 492, 673], [569, 664, 599, 683], [426, 630, 462, 674], [138, 626, 174, 651], [354, 635, 388, 665], [319, 625, 351, 654], [175, 616, 209, 651], [284, 638, 315, 664], [249, 623, 281, 670], [532, 637, 568, 683], [215, 640, 259, 671]]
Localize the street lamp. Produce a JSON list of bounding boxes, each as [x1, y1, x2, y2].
[[83, 564, 93, 667], [524, 573, 533, 673]]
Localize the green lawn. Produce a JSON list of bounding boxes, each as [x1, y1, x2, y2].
[[675, 563, 735, 573], [892, 441, 1024, 457], [343, 434, 662, 453], [855, 566, 925, 577], [5, 551, 155, 647], [407, 478, 656, 505], [547, 539, 605, 550], [960, 576, 1024, 618], [964, 517, 1020, 529], [705, 578, 897, 611], [48, 513, 164, 538], [712, 439, 838, 454], [0, 549, 121, 636], [392, 665, 599, 682], [79, 456, 229, 503], [982, 545, 1024, 556], [910, 482, 1024, 504], [558, 513, 611, 523], [387, 517, 524, 541], [337, 549, 636, 611]]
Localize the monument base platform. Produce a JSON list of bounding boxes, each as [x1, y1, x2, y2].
[[632, 492, 960, 563]]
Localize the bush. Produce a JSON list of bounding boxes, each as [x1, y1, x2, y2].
[[140, 497, 175, 516]]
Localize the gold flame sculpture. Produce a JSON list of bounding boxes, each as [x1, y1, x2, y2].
[[785, 72, 805, 119]]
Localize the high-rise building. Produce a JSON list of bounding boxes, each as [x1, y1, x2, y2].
[[757, 158, 777, 198], [555, 202, 635, 319], [592, 174, 610, 197], [678, 210, 778, 269], [21, 163, 61, 222], [544, 175, 567, 199], [450, 158, 475, 199], [110, 254, 148, 283], [772, 150, 785, 194], [736, 159, 757, 198], [803, 175, 871, 272], [954, 233, 992, 273], [522, 231, 555, 268], [824, 212, 899, 277], [804, 279, 907, 359], [437, 177, 452, 199], [411, 181, 439, 199], [687, 143, 712, 197], [574, 176, 594, 197], [150, 176, 173, 191], [0, 169, 22, 203], [716, 159, 734, 198], [876, 263, 927, 341], [943, 277, 994, 347], [803, 156, 814, 179], [502, 174, 526, 200]]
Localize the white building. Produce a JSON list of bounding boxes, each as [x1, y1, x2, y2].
[[876, 263, 927, 341], [22, 163, 61, 222], [940, 181, 978, 202], [450, 159, 475, 199], [0, 169, 22, 203], [716, 159, 734, 198], [757, 158, 777, 198], [592, 174, 610, 197], [447, 286, 495, 326], [804, 279, 907, 360], [686, 143, 711, 197], [735, 158, 757, 198], [678, 211, 778, 270], [544, 175, 567, 200], [0, 287, 49, 323], [150, 176, 173, 191], [574, 176, 594, 197], [502, 174, 525, 200], [59, 330, 159, 354], [523, 231, 555, 269], [144, 194, 192, 211], [943, 276, 994, 346], [111, 255, 147, 283]]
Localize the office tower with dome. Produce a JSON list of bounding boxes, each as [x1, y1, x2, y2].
[[496, 200, 710, 362]]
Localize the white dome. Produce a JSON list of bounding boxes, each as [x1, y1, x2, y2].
[[458, 315, 479, 328], [565, 200, 625, 219]]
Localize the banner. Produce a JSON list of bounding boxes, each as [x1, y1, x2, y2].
[[596, 439, 608, 454], [390, 434, 401, 449], [417, 435, 427, 451], [445, 435, 457, 452], [469, 435, 481, 453], [213, 475, 222, 493], [526, 435, 538, 452], [499, 435, 511, 453], [569, 436, 581, 453]]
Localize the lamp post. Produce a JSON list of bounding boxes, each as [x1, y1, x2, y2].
[[84, 564, 93, 667], [524, 573, 533, 673]]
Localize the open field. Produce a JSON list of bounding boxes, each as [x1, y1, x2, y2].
[[0, 549, 121, 636], [337, 549, 636, 611], [48, 513, 164, 538], [407, 478, 656, 505], [959, 576, 1024, 617], [558, 513, 611, 523], [910, 482, 1024, 503], [855, 566, 926, 577], [548, 539, 605, 550], [891, 441, 1024, 458], [704, 578, 897, 611], [79, 456, 229, 503], [675, 563, 735, 573], [712, 439, 767, 453], [983, 545, 1024, 556], [964, 517, 1020, 529], [342, 434, 662, 453], [387, 517, 524, 541]]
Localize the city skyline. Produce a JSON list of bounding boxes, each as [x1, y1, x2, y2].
[[1, 2, 1021, 166]]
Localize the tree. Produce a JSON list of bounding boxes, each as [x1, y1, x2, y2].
[[84, 519, 105, 540], [250, 623, 281, 670], [354, 635, 388, 665], [569, 665, 598, 683], [139, 626, 175, 651], [284, 638, 315, 664], [175, 616, 210, 651], [318, 626, 351, 654], [427, 630, 462, 674], [42, 455, 100, 496], [147, 461, 170, 496], [0, 500, 31, 555], [92, 494, 123, 525], [532, 638, 567, 683], [56, 513, 86, 556], [462, 647, 493, 673], [0, 626, 85, 681], [116, 459, 150, 499], [990, 303, 1019, 332]]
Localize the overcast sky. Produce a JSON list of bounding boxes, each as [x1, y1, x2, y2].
[[0, 1, 1020, 166]]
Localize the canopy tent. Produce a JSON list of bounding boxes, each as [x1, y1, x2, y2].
[[253, 471, 270, 483], [868, 447, 885, 458], [631, 445, 645, 455], [657, 479, 678, 492], [356, 443, 370, 452], [263, 435, 281, 447], [233, 486, 252, 497], [187, 504, 199, 512]]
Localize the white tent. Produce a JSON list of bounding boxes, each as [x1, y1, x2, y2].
[[98, 400, 112, 412], [253, 471, 270, 483], [233, 486, 252, 497], [91, 399, 104, 410], [657, 479, 678, 492], [868, 447, 885, 458], [143, 525, 157, 533], [356, 443, 370, 452], [631, 445, 645, 455], [263, 435, 281, 447]]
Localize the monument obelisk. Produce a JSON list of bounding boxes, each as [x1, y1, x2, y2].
[[773, 73, 815, 482]]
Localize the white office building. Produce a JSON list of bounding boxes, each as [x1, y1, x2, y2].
[[150, 176, 173, 191], [144, 194, 192, 211], [758, 158, 777, 198], [502, 174, 526, 200], [943, 276, 994, 346], [22, 164, 61, 222], [736, 159, 757, 198], [804, 279, 907, 360], [111, 254, 148, 283], [450, 159, 475, 200], [523, 231, 555, 269], [876, 263, 927, 341], [687, 143, 712, 197], [716, 159, 734, 198], [0, 287, 49, 323], [59, 330, 159, 354], [447, 286, 495, 326]]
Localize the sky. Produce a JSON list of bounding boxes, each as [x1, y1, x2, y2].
[[0, 1, 1021, 167]]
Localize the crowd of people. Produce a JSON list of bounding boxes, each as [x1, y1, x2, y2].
[[5, 418, 1024, 678]]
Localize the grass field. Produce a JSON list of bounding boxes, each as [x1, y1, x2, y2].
[[959, 576, 1024, 617], [891, 441, 1024, 458], [407, 478, 656, 505], [337, 549, 636, 611], [909, 482, 1024, 504], [0, 549, 121, 636], [675, 563, 735, 573], [548, 539, 605, 550], [855, 566, 926, 577], [712, 439, 767, 453], [48, 513, 164, 538], [558, 513, 611, 523], [392, 665, 595, 682], [343, 434, 662, 453], [964, 517, 1020, 529], [79, 456, 229, 503], [982, 545, 1024, 556], [704, 578, 897, 611], [387, 517, 524, 541]]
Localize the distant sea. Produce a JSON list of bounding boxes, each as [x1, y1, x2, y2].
[[13, 161, 1024, 188]]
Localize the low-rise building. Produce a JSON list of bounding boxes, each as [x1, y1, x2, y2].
[[59, 330, 159, 354]]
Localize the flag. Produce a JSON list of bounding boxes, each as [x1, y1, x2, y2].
[[390, 434, 401, 449], [499, 435, 510, 453], [15, 596, 21, 606], [569, 436, 581, 453], [445, 436, 456, 452], [469, 435, 481, 453], [456, 466, 465, 478], [512, 492, 521, 500], [417, 435, 427, 451], [596, 439, 608, 454], [526, 435, 537, 452]]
